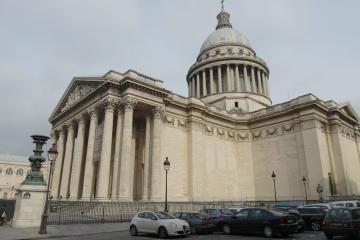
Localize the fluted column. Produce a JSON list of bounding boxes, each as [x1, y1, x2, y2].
[[150, 106, 164, 200], [244, 65, 251, 92], [51, 129, 65, 198], [81, 109, 97, 199], [96, 99, 116, 199], [118, 98, 137, 200], [217, 65, 223, 93], [262, 72, 268, 96], [235, 65, 240, 91], [111, 104, 123, 199], [251, 66, 256, 92], [142, 113, 151, 200], [265, 74, 270, 96], [60, 124, 75, 199], [69, 116, 85, 199], [196, 73, 200, 98], [202, 70, 207, 97], [191, 77, 196, 97], [226, 64, 231, 91], [210, 68, 214, 94], [257, 68, 263, 94]]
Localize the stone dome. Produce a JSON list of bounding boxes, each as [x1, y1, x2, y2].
[[200, 27, 251, 53]]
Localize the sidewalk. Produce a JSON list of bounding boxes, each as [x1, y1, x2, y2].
[[0, 222, 130, 240]]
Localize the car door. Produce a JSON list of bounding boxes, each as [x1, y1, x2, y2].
[[247, 209, 265, 234], [142, 212, 158, 233], [232, 209, 250, 233]]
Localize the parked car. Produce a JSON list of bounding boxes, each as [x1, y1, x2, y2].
[[303, 203, 332, 212], [272, 201, 301, 210], [228, 207, 244, 215], [295, 207, 326, 231], [218, 208, 298, 238], [323, 208, 360, 239], [200, 208, 233, 225], [274, 208, 305, 232], [130, 211, 190, 238], [174, 212, 215, 234], [330, 200, 360, 209]]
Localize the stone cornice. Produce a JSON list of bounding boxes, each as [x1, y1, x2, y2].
[[118, 77, 170, 99]]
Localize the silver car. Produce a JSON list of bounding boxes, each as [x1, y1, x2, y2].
[[130, 211, 190, 238]]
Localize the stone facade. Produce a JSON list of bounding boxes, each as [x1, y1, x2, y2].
[[48, 9, 360, 202]]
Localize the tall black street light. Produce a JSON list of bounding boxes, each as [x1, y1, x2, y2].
[[163, 157, 170, 212], [302, 176, 308, 204], [271, 171, 277, 202], [39, 143, 58, 234]]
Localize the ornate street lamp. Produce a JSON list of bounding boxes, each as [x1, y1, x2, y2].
[[302, 176, 308, 204], [163, 157, 170, 212], [271, 171, 277, 202], [39, 143, 58, 234]]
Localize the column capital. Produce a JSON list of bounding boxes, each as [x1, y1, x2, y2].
[[122, 97, 137, 111], [103, 98, 117, 112], [152, 106, 165, 119], [74, 115, 85, 126], [88, 108, 98, 120], [63, 122, 74, 132]]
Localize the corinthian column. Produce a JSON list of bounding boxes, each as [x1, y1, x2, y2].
[[218, 65, 223, 93], [196, 73, 200, 98], [60, 123, 75, 199], [244, 65, 251, 92], [150, 106, 164, 200], [226, 64, 231, 91], [69, 116, 85, 199], [251, 66, 257, 92], [142, 113, 151, 200], [257, 68, 263, 94], [202, 70, 207, 97], [262, 72, 268, 96], [51, 129, 65, 198], [118, 98, 137, 201], [235, 65, 240, 91], [111, 104, 123, 199], [81, 109, 97, 199], [210, 68, 214, 94], [96, 99, 116, 199]]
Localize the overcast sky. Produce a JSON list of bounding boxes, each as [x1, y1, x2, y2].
[[1, 0, 360, 161]]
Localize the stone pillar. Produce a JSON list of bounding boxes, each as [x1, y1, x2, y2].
[[111, 105, 123, 199], [96, 99, 115, 199], [118, 98, 137, 200], [81, 109, 97, 199], [59, 124, 74, 199], [69, 116, 85, 199], [50, 129, 65, 198], [244, 65, 251, 92], [235, 65, 240, 91], [150, 106, 164, 200], [262, 72, 268, 96], [251, 66, 256, 93], [191, 77, 195, 97], [257, 68, 263, 95], [142, 113, 151, 200], [196, 73, 200, 98], [226, 64, 231, 92], [187, 82, 190, 97], [202, 70, 207, 97], [217, 65, 223, 93], [265, 74, 270, 96], [210, 68, 214, 94]]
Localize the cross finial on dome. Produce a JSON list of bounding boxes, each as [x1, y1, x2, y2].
[[216, 1, 232, 30]]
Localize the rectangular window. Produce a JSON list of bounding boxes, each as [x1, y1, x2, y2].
[[235, 101, 239, 108]]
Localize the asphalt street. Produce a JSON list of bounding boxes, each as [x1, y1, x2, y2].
[[40, 230, 345, 240]]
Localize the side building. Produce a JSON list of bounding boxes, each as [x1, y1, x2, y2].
[[48, 9, 360, 202]]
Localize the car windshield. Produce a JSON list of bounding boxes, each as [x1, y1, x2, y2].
[[154, 212, 175, 219], [220, 209, 233, 215], [268, 209, 286, 216]]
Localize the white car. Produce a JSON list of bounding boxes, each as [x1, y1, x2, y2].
[[330, 200, 360, 208], [130, 211, 190, 238]]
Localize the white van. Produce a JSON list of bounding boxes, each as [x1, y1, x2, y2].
[[330, 200, 360, 208]]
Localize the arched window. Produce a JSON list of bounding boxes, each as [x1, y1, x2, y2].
[[16, 168, 23, 176], [5, 168, 13, 175]]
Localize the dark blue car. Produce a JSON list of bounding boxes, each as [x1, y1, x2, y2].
[[174, 212, 216, 234]]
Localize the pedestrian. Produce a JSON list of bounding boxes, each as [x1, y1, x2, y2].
[[1, 210, 7, 226]]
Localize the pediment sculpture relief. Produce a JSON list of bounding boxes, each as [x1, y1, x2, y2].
[[61, 84, 98, 112]]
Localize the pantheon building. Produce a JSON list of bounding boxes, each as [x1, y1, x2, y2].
[[49, 9, 360, 202]]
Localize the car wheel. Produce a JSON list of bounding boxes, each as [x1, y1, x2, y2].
[[130, 225, 138, 236], [311, 220, 321, 231], [324, 233, 333, 239], [263, 226, 273, 238], [158, 227, 168, 239], [222, 224, 232, 235]]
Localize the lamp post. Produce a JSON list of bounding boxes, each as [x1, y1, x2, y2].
[[163, 157, 170, 212], [39, 143, 58, 234], [302, 176, 308, 204], [271, 171, 277, 202], [317, 184, 323, 202]]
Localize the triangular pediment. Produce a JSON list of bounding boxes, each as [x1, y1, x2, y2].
[[49, 78, 106, 121], [337, 102, 359, 121]]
